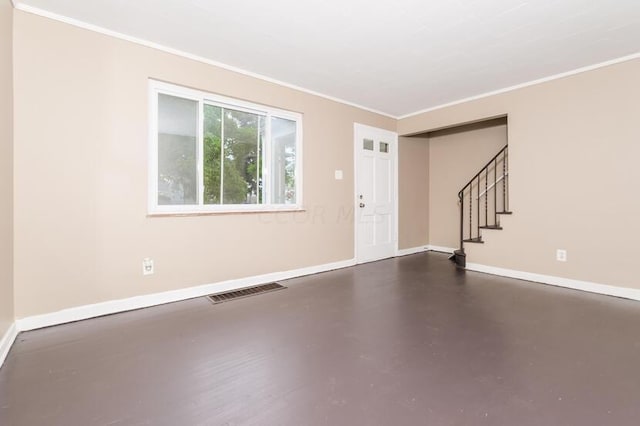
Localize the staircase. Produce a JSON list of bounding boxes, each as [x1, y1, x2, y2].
[[451, 145, 510, 267]]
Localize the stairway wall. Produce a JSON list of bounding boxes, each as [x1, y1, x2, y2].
[[398, 136, 430, 250], [399, 57, 640, 291], [428, 121, 507, 249]]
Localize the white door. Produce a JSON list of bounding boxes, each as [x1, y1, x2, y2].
[[354, 123, 397, 264]]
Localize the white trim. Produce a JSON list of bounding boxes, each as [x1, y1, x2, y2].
[[15, 258, 356, 332], [466, 263, 640, 302], [396, 246, 428, 257], [12, 2, 395, 119], [394, 137, 399, 259], [147, 79, 160, 214], [427, 245, 456, 254], [151, 80, 303, 119], [396, 245, 456, 256], [0, 323, 18, 369], [353, 126, 359, 262], [398, 51, 640, 120], [197, 96, 204, 204], [294, 112, 304, 209]]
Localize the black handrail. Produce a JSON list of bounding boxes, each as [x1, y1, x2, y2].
[[457, 145, 509, 251], [457, 145, 508, 199]]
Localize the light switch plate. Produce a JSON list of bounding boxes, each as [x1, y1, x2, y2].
[[556, 249, 567, 262], [143, 258, 154, 275], [334, 170, 343, 180]]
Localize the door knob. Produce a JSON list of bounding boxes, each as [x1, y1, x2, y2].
[[359, 203, 365, 208]]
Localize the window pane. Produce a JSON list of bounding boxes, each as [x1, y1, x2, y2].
[[380, 142, 389, 153], [203, 104, 222, 204], [151, 81, 303, 212], [363, 139, 374, 150], [271, 117, 297, 204], [222, 109, 264, 204], [157, 94, 198, 205]]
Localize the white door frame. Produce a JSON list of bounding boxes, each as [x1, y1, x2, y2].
[[353, 123, 399, 264]]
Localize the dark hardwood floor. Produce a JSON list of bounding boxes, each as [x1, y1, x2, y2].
[[1, 252, 639, 425]]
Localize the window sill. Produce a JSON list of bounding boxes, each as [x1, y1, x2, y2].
[[147, 207, 306, 217]]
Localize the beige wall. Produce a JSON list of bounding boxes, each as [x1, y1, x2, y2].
[[0, 0, 14, 336], [399, 58, 640, 290], [398, 136, 429, 249], [12, 11, 395, 318], [428, 122, 507, 249]]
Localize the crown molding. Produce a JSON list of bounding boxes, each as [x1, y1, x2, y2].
[[397, 51, 640, 120]]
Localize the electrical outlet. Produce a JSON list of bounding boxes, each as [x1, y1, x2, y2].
[[142, 258, 154, 275], [556, 249, 567, 262]]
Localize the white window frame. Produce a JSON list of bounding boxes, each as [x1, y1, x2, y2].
[[148, 79, 303, 214]]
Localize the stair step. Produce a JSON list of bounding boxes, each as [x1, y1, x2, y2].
[[479, 225, 503, 230], [496, 211, 512, 215], [462, 237, 484, 244]]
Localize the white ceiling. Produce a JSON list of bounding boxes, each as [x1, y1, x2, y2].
[[16, 0, 640, 117]]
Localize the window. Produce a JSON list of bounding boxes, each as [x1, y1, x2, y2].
[[149, 80, 302, 213]]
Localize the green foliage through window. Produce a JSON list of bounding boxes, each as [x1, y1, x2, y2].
[[153, 82, 300, 210]]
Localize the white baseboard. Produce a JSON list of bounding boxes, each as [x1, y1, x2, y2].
[[396, 245, 456, 256], [16, 258, 356, 332], [13, 245, 456, 332], [0, 322, 18, 369], [427, 245, 456, 254], [8, 252, 637, 368], [466, 262, 640, 302], [396, 246, 429, 256]]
